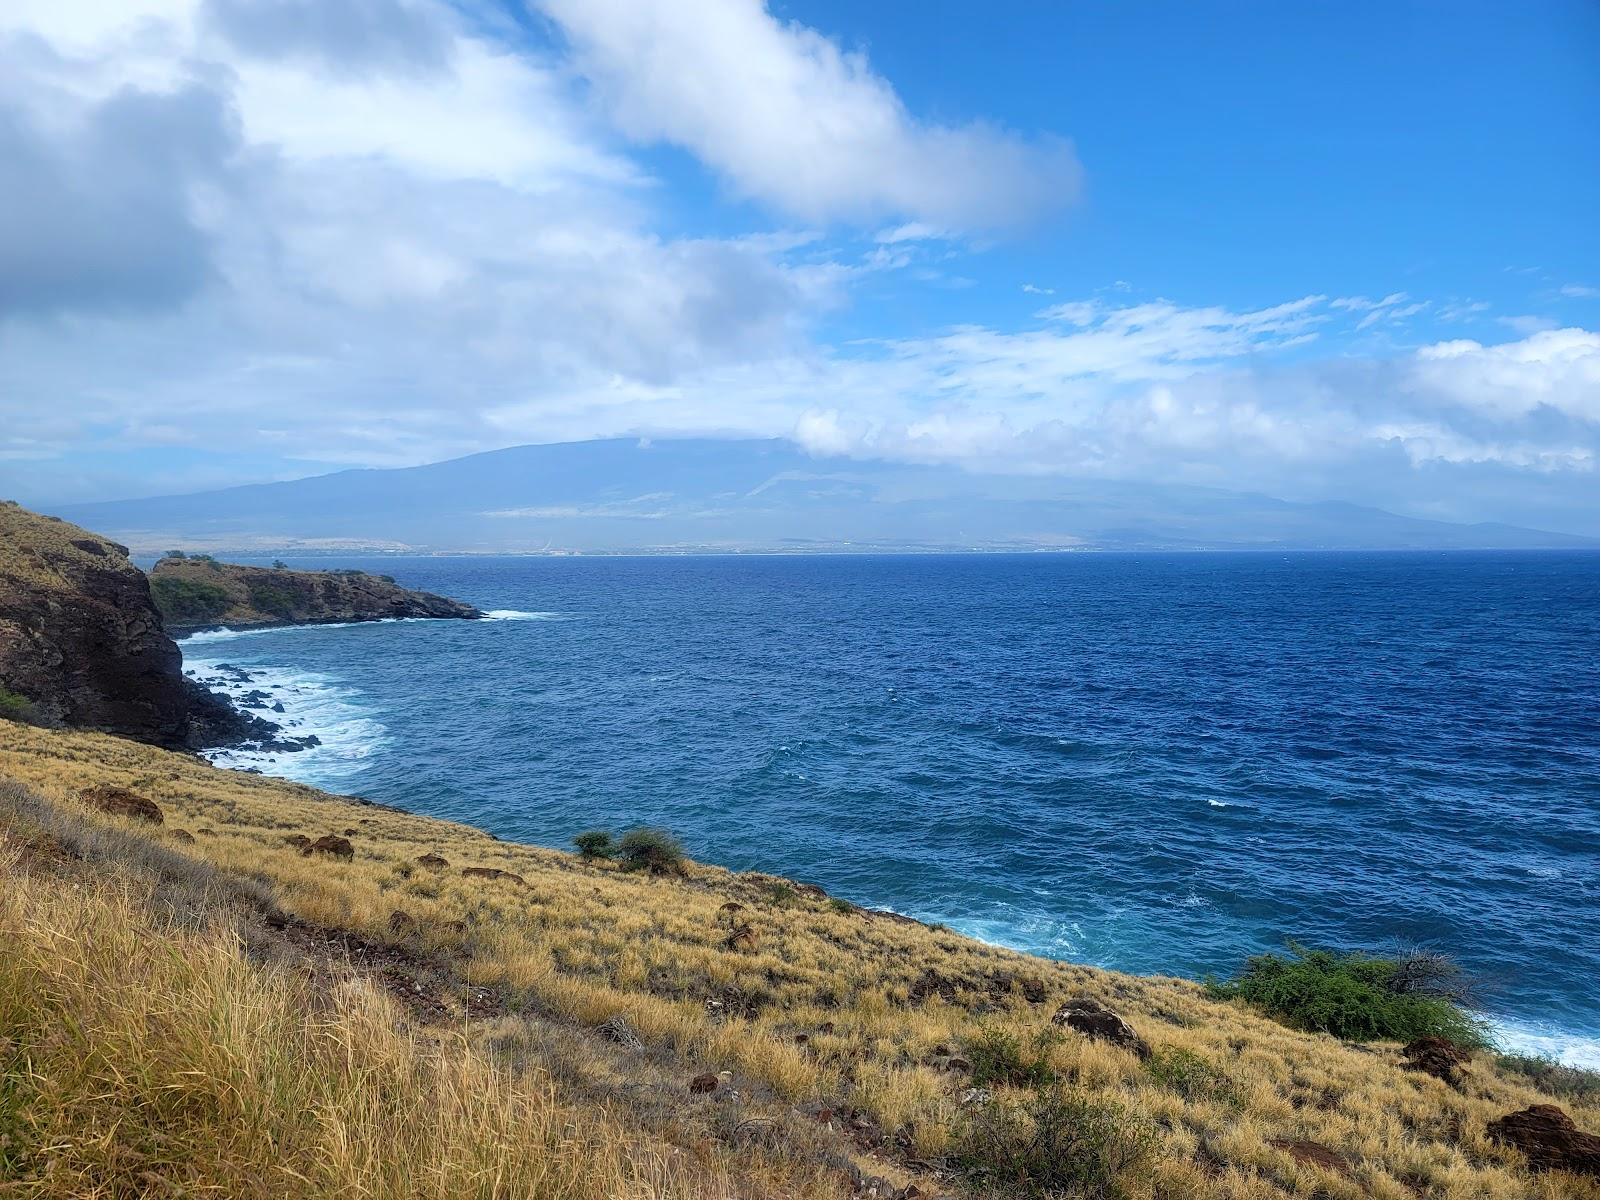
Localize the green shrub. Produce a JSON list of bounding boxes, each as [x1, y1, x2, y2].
[[246, 582, 299, 619], [615, 828, 686, 876], [1206, 943, 1489, 1047], [952, 1084, 1156, 1200], [763, 883, 798, 908], [1494, 1054, 1600, 1103], [1143, 1047, 1243, 1107], [827, 898, 854, 915], [966, 1026, 1058, 1090], [0, 687, 40, 725], [271, 560, 289, 570], [150, 576, 231, 624], [161, 550, 187, 559], [572, 831, 614, 861]]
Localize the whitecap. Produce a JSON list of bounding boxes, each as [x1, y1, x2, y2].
[[481, 609, 568, 621], [1491, 1018, 1600, 1070], [179, 618, 416, 644], [185, 658, 388, 789]]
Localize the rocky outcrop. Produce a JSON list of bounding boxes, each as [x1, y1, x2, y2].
[[1050, 997, 1152, 1059], [82, 784, 164, 824], [0, 502, 269, 749], [149, 556, 482, 634], [1488, 1105, 1600, 1176]]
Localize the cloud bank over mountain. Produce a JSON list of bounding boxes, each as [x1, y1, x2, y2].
[[1, 1, 1596, 536]]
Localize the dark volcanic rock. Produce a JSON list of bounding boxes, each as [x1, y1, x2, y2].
[[1488, 1105, 1600, 1176], [149, 557, 482, 634], [1401, 1035, 1472, 1087], [302, 834, 355, 861], [1050, 997, 1152, 1059], [82, 784, 163, 824], [0, 502, 270, 749]]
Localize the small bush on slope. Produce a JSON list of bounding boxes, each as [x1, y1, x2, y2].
[[966, 1025, 1058, 1089], [616, 826, 686, 875], [1207, 943, 1490, 1046], [952, 1084, 1156, 1200], [573, 829, 614, 860]]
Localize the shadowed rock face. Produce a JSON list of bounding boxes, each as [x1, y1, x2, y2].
[[0, 502, 264, 749], [148, 557, 481, 634]]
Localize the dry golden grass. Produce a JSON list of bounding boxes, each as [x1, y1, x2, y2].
[[2, 719, 1597, 1199]]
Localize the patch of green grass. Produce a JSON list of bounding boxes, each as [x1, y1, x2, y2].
[[246, 581, 299, 619], [1494, 1054, 1600, 1103], [150, 575, 231, 624], [1206, 943, 1489, 1047], [0, 687, 39, 724], [827, 897, 854, 915], [1143, 1047, 1243, 1108], [965, 1025, 1058, 1090], [952, 1084, 1156, 1200], [763, 883, 798, 908]]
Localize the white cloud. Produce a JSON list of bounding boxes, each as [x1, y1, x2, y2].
[[1560, 284, 1599, 299], [535, 0, 1080, 229]]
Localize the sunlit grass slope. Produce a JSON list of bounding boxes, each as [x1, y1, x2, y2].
[[1, 720, 1596, 1199]]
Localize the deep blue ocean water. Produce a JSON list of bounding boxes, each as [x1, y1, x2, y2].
[[175, 552, 1600, 1064]]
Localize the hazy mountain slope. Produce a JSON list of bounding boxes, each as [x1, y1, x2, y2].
[[50, 438, 1600, 553]]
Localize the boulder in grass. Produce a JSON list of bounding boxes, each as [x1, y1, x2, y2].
[[302, 834, 354, 861], [1050, 997, 1151, 1060], [1488, 1105, 1600, 1176], [81, 784, 163, 825]]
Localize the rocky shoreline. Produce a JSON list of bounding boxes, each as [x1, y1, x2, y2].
[[0, 502, 480, 756]]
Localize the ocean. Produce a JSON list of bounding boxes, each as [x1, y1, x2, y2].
[[174, 551, 1600, 1065]]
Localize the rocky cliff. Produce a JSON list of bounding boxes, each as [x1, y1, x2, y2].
[[0, 502, 265, 748], [149, 557, 482, 633]]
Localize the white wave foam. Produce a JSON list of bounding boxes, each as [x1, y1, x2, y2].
[[481, 609, 567, 621], [185, 658, 388, 788], [1491, 1019, 1600, 1070], [179, 618, 417, 645]]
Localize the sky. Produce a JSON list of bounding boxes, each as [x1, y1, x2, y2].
[[2, 0, 1598, 533]]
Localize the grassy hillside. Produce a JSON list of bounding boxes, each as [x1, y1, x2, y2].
[[1, 720, 1595, 1199]]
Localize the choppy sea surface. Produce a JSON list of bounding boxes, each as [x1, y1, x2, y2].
[[175, 552, 1600, 1065]]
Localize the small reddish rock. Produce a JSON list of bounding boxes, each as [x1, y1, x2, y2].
[[415, 852, 448, 869], [1269, 1138, 1353, 1177], [689, 1072, 718, 1095], [302, 834, 354, 861], [81, 784, 163, 825], [1488, 1104, 1600, 1176]]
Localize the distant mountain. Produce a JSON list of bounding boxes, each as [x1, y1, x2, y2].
[[46, 438, 1600, 554]]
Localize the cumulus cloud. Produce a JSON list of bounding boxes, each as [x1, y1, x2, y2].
[[536, 0, 1080, 229]]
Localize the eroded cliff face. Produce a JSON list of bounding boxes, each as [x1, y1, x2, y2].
[[148, 557, 482, 633], [0, 502, 260, 748]]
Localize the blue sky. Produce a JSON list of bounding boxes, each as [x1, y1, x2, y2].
[[2, 0, 1598, 532]]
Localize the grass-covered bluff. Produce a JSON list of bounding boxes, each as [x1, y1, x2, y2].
[[148, 552, 482, 632], [1, 720, 1597, 1199]]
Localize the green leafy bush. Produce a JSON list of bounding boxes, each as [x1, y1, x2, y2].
[[161, 550, 187, 560], [1206, 944, 1489, 1047], [952, 1084, 1156, 1200], [1143, 1047, 1243, 1107], [615, 828, 686, 876], [572, 831, 614, 861], [763, 883, 798, 908], [150, 576, 231, 624], [965, 1026, 1058, 1090], [0, 687, 40, 725]]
